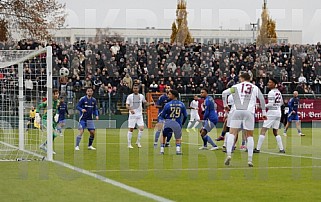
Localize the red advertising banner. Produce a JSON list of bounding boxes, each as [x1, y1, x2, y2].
[[215, 99, 321, 122]]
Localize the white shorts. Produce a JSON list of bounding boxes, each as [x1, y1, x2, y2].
[[190, 112, 200, 121], [226, 111, 234, 128], [128, 115, 144, 128], [229, 110, 255, 130], [262, 116, 281, 129]]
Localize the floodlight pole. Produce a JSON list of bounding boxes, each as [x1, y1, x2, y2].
[[250, 22, 258, 43]]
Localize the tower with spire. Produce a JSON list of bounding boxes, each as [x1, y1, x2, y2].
[[257, 0, 277, 45], [170, 0, 193, 45]]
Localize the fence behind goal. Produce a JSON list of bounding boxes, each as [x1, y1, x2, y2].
[[0, 47, 53, 161]]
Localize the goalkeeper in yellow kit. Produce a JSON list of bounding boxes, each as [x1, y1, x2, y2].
[[35, 89, 60, 154]]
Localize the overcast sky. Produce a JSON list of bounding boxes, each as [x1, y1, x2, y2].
[[58, 0, 321, 44]]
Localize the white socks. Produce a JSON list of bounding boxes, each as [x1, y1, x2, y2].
[[223, 132, 230, 147], [193, 121, 200, 128], [127, 131, 132, 145], [137, 130, 143, 143], [226, 134, 235, 156], [256, 134, 284, 151], [275, 135, 284, 150], [256, 135, 265, 150], [247, 136, 254, 162], [187, 121, 193, 129]]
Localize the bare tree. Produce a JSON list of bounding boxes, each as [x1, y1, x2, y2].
[[0, 0, 66, 41]]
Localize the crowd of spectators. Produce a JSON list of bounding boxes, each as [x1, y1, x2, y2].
[[1, 39, 321, 115]]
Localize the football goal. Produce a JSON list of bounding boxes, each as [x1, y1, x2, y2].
[[0, 46, 54, 161]]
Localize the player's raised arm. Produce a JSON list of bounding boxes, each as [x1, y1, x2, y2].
[[66, 106, 69, 117], [265, 93, 275, 109], [257, 87, 267, 117], [126, 95, 135, 115], [155, 96, 163, 108], [76, 97, 85, 112], [203, 99, 209, 121], [288, 98, 294, 113], [93, 98, 99, 120], [222, 88, 232, 110], [143, 95, 154, 107]]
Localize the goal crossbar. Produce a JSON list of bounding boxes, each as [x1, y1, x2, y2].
[[0, 47, 48, 69]]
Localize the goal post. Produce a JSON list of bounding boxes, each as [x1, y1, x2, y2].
[[0, 46, 53, 161], [46, 46, 53, 161]]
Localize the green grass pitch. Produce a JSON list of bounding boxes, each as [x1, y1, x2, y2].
[[1, 127, 321, 202]]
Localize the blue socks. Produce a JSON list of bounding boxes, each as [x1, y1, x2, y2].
[[76, 135, 82, 147], [202, 135, 208, 146], [206, 135, 217, 147], [88, 136, 94, 147], [220, 131, 226, 137], [154, 131, 161, 142], [202, 135, 217, 147]]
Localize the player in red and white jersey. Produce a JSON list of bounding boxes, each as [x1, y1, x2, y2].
[[197, 97, 205, 122], [254, 78, 285, 153], [222, 73, 266, 167], [217, 80, 235, 142]]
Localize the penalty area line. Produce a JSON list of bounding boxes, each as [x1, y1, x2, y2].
[[182, 142, 321, 161], [89, 166, 321, 173], [53, 160, 174, 202]]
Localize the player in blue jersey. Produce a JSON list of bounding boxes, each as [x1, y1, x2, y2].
[[159, 89, 187, 155], [154, 85, 171, 147], [56, 96, 69, 136], [199, 88, 219, 150], [283, 91, 304, 136], [75, 87, 99, 151]]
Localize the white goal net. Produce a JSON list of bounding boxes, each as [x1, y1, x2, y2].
[[0, 46, 53, 161]]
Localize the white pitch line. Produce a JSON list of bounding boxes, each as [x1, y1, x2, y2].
[[90, 166, 321, 173], [182, 142, 321, 161], [54, 142, 128, 145], [53, 160, 174, 202], [260, 151, 321, 160]]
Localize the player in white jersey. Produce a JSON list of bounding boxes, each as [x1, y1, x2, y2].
[[186, 95, 201, 132], [223, 92, 246, 152], [222, 94, 234, 150], [217, 80, 235, 142], [254, 78, 285, 153], [126, 85, 154, 148], [222, 72, 266, 167]]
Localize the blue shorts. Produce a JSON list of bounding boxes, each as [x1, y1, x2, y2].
[[202, 118, 218, 132], [58, 119, 66, 124], [288, 114, 299, 122], [78, 120, 95, 131], [163, 120, 182, 139]]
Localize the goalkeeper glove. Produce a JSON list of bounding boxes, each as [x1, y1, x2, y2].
[[54, 114, 59, 123], [35, 113, 41, 124]]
